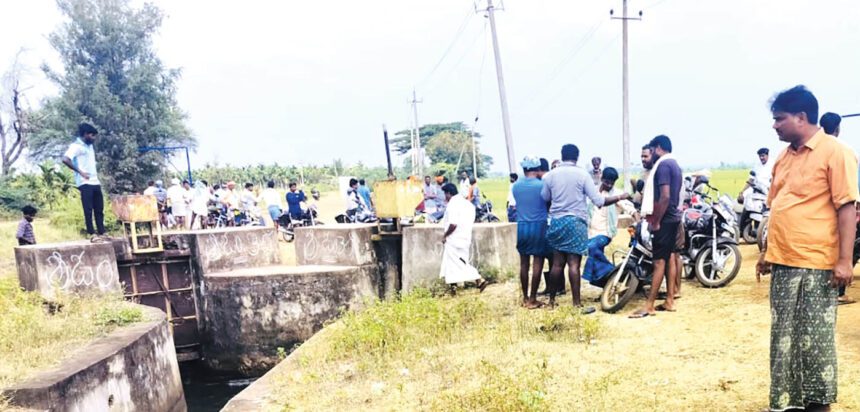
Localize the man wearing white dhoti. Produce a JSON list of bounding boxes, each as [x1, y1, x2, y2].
[[439, 183, 490, 294]]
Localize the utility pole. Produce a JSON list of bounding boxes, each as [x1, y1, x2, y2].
[[471, 116, 479, 177], [480, 0, 516, 174], [409, 89, 423, 177], [611, 0, 642, 191]]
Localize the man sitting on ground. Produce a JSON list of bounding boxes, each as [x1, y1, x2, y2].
[[583, 167, 639, 286]]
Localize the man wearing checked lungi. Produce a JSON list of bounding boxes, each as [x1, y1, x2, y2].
[[757, 85, 858, 412], [541, 144, 630, 312]]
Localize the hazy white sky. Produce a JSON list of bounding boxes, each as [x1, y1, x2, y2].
[[3, 0, 860, 173]]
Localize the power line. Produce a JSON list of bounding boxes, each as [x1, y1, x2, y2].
[[523, 18, 605, 104], [522, 32, 622, 118], [423, 19, 488, 97], [415, 8, 475, 90]]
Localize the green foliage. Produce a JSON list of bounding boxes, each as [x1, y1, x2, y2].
[[49, 190, 120, 235], [329, 289, 487, 362], [393, 122, 493, 177], [0, 275, 143, 389], [28, 0, 193, 193], [192, 161, 397, 191]]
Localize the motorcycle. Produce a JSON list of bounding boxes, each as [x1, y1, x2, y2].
[[682, 186, 742, 288], [278, 206, 322, 242], [475, 194, 501, 223], [738, 171, 769, 244], [600, 222, 655, 313]]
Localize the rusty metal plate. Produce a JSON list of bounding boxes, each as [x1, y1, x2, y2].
[[111, 194, 159, 222]]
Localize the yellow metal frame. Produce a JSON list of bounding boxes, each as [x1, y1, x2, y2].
[[122, 220, 164, 253]]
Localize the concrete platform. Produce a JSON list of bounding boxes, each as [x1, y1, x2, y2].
[[15, 241, 120, 299], [199, 264, 381, 376], [182, 227, 281, 275], [294, 224, 377, 267], [3, 306, 185, 412], [401, 223, 518, 292]]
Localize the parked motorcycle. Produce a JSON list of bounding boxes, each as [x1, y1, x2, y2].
[[738, 171, 769, 244], [475, 195, 501, 223], [278, 207, 322, 242], [683, 187, 742, 288]]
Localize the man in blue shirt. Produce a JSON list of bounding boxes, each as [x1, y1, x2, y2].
[[285, 182, 306, 220], [62, 123, 105, 240], [541, 144, 629, 311], [512, 156, 550, 308], [358, 179, 373, 211]]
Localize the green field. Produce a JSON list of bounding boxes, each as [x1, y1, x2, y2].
[[479, 169, 750, 222]]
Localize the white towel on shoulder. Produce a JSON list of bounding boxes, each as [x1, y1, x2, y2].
[[641, 153, 677, 217]]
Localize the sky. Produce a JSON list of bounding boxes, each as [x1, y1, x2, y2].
[[3, 0, 860, 174]]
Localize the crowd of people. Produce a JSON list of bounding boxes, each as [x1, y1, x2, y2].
[[139, 178, 321, 230]]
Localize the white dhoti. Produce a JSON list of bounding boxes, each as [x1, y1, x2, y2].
[[439, 242, 481, 284]]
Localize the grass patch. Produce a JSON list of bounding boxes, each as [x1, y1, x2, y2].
[[0, 276, 144, 404], [270, 286, 602, 410]]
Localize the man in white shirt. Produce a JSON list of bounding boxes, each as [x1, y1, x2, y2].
[[261, 180, 284, 228], [458, 171, 471, 198], [439, 183, 489, 294], [62, 123, 105, 239], [166, 178, 189, 229], [506, 173, 518, 222], [754, 148, 773, 190]]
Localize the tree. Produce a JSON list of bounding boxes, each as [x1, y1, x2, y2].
[[390, 122, 477, 155], [391, 122, 493, 177], [28, 0, 193, 193], [0, 52, 30, 176], [423, 130, 492, 177]]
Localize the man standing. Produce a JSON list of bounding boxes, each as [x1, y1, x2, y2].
[[143, 180, 157, 196], [458, 171, 471, 198], [755, 148, 774, 190], [467, 176, 481, 208], [590, 157, 602, 186], [62, 123, 105, 240], [632, 145, 655, 207], [512, 156, 549, 308], [167, 178, 188, 229], [439, 183, 489, 294], [630, 135, 682, 318], [541, 144, 629, 311], [286, 182, 307, 220], [506, 173, 518, 222], [820, 112, 857, 306], [583, 167, 639, 286], [757, 85, 857, 412], [358, 179, 374, 211]]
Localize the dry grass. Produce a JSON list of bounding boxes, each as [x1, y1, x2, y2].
[[261, 242, 860, 411]]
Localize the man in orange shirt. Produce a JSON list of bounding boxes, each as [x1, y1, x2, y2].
[[757, 85, 858, 412]]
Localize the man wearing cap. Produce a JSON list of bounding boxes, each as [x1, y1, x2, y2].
[[62, 123, 106, 240], [512, 156, 551, 308]]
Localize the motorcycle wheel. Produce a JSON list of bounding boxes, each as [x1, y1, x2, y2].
[[600, 265, 641, 313], [280, 228, 295, 242], [694, 243, 742, 288], [488, 214, 500, 223], [756, 217, 768, 252], [741, 222, 757, 244]]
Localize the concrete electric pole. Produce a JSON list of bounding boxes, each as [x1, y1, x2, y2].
[[480, 0, 516, 174], [611, 0, 642, 191], [409, 89, 423, 177]]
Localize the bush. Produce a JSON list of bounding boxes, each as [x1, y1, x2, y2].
[[49, 191, 119, 235]]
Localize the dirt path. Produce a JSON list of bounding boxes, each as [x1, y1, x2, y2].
[[565, 243, 860, 411]]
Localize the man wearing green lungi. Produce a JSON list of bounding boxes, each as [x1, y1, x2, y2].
[[757, 85, 858, 411]]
